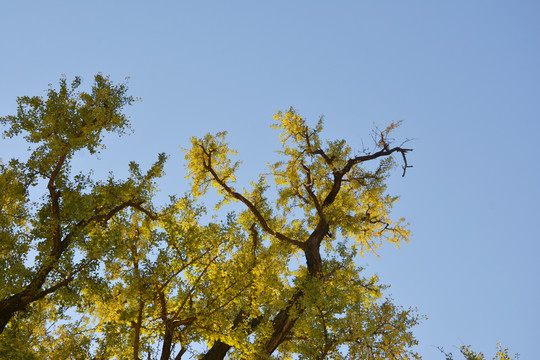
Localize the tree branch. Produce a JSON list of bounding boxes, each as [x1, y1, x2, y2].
[[47, 152, 68, 256], [300, 161, 325, 221], [323, 146, 412, 208], [199, 145, 304, 249]]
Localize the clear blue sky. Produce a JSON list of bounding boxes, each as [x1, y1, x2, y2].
[[1, 1, 538, 358]]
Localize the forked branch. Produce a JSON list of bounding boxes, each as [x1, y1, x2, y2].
[[323, 146, 412, 208], [198, 144, 304, 249]]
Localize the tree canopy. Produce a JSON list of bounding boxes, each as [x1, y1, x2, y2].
[[0, 75, 510, 359]]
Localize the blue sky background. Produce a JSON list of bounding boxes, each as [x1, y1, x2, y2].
[[1, 1, 538, 358]]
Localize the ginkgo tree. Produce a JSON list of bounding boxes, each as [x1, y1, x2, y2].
[[0, 75, 165, 352], [185, 109, 419, 359], [0, 75, 423, 359]]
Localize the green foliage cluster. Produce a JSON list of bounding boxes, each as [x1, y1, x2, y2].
[[0, 76, 514, 359], [438, 343, 519, 360]]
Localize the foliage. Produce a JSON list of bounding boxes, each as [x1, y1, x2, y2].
[[438, 343, 519, 360], [0, 76, 422, 359], [0, 75, 164, 353]]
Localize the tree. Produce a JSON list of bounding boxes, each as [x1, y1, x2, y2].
[[1, 76, 421, 359], [438, 343, 519, 360], [0, 75, 164, 340], [185, 110, 417, 359]]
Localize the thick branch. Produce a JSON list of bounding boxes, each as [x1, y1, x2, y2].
[[200, 311, 262, 360], [261, 290, 305, 357], [174, 347, 187, 360], [311, 149, 334, 167], [200, 147, 303, 249], [47, 152, 68, 257], [0, 198, 155, 335], [300, 161, 325, 221], [323, 147, 412, 208], [133, 300, 145, 360]]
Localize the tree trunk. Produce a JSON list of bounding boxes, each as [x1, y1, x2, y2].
[[0, 287, 42, 334], [261, 308, 299, 357], [160, 320, 174, 360], [198, 226, 326, 359], [200, 341, 233, 360], [304, 239, 323, 276], [260, 233, 325, 357], [0, 294, 25, 333], [200, 311, 263, 360], [133, 300, 145, 360]]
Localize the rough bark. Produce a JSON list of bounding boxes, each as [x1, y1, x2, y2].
[[160, 319, 174, 360], [260, 291, 305, 358], [200, 341, 233, 360], [200, 311, 263, 360]]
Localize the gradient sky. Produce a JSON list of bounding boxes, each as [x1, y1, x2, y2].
[[1, 1, 538, 358]]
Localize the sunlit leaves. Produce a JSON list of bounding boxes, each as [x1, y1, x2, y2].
[[439, 343, 518, 360], [184, 108, 419, 358], [0, 75, 164, 356], [187, 108, 410, 256], [2, 77, 419, 359]]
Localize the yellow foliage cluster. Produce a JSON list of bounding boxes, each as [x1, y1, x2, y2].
[[0, 78, 422, 359]]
